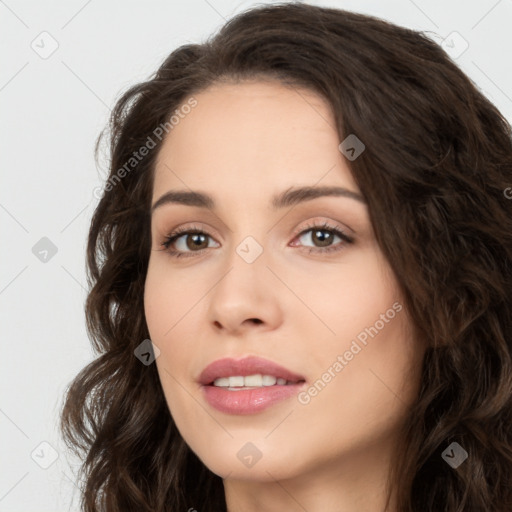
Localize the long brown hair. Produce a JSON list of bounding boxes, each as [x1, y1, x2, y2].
[[60, 3, 512, 510]]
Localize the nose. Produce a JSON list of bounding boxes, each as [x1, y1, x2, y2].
[[207, 248, 283, 337]]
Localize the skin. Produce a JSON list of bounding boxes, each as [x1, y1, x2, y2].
[[144, 80, 426, 512]]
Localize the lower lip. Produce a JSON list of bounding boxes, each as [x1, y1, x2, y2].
[[202, 383, 306, 414]]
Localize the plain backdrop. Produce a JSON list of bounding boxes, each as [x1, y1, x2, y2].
[[1, 0, 511, 510]]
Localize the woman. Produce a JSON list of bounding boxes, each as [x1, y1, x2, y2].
[[60, 3, 512, 511]]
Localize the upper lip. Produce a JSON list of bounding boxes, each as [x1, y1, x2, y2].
[[198, 356, 306, 385]]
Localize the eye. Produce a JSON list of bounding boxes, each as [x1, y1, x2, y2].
[[160, 225, 219, 258], [291, 221, 354, 254], [159, 221, 353, 258]]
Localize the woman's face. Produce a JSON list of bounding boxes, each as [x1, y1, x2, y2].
[[144, 80, 425, 483]]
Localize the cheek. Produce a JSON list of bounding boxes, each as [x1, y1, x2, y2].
[[144, 263, 173, 340], [144, 257, 212, 415], [143, 257, 205, 340], [144, 260, 200, 420], [294, 247, 399, 346]]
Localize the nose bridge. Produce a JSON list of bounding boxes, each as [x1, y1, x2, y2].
[[234, 232, 266, 266], [219, 231, 269, 294], [211, 197, 288, 289], [219, 205, 270, 268], [207, 226, 282, 332]]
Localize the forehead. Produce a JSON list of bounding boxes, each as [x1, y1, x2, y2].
[[152, 80, 359, 198]]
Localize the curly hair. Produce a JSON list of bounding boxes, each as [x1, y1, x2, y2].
[[59, 3, 512, 511]]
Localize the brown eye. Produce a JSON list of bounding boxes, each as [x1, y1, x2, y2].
[[161, 229, 219, 257], [303, 229, 336, 247], [293, 223, 353, 254], [183, 233, 209, 251]]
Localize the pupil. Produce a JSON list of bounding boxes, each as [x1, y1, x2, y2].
[[188, 234, 207, 250], [314, 230, 332, 247]]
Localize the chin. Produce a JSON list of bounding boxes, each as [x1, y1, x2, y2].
[[190, 440, 304, 482]]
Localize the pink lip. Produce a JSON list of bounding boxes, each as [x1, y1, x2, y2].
[[198, 356, 307, 415], [198, 356, 305, 385]]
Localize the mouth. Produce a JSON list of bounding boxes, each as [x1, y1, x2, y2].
[[208, 374, 304, 389], [198, 356, 307, 414], [198, 355, 306, 386]]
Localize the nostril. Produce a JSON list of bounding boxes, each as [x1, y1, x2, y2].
[[250, 318, 263, 324]]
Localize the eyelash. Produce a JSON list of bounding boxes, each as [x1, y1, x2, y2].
[[159, 221, 354, 259]]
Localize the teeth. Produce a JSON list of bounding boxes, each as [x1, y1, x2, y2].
[[244, 374, 263, 386], [262, 375, 277, 386], [229, 376, 244, 387], [213, 377, 230, 387], [213, 374, 291, 388]]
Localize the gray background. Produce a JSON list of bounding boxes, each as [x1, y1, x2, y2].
[[1, 0, 511, 510]]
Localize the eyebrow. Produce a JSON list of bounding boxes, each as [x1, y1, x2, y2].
[[151, 185, 366, 214]]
